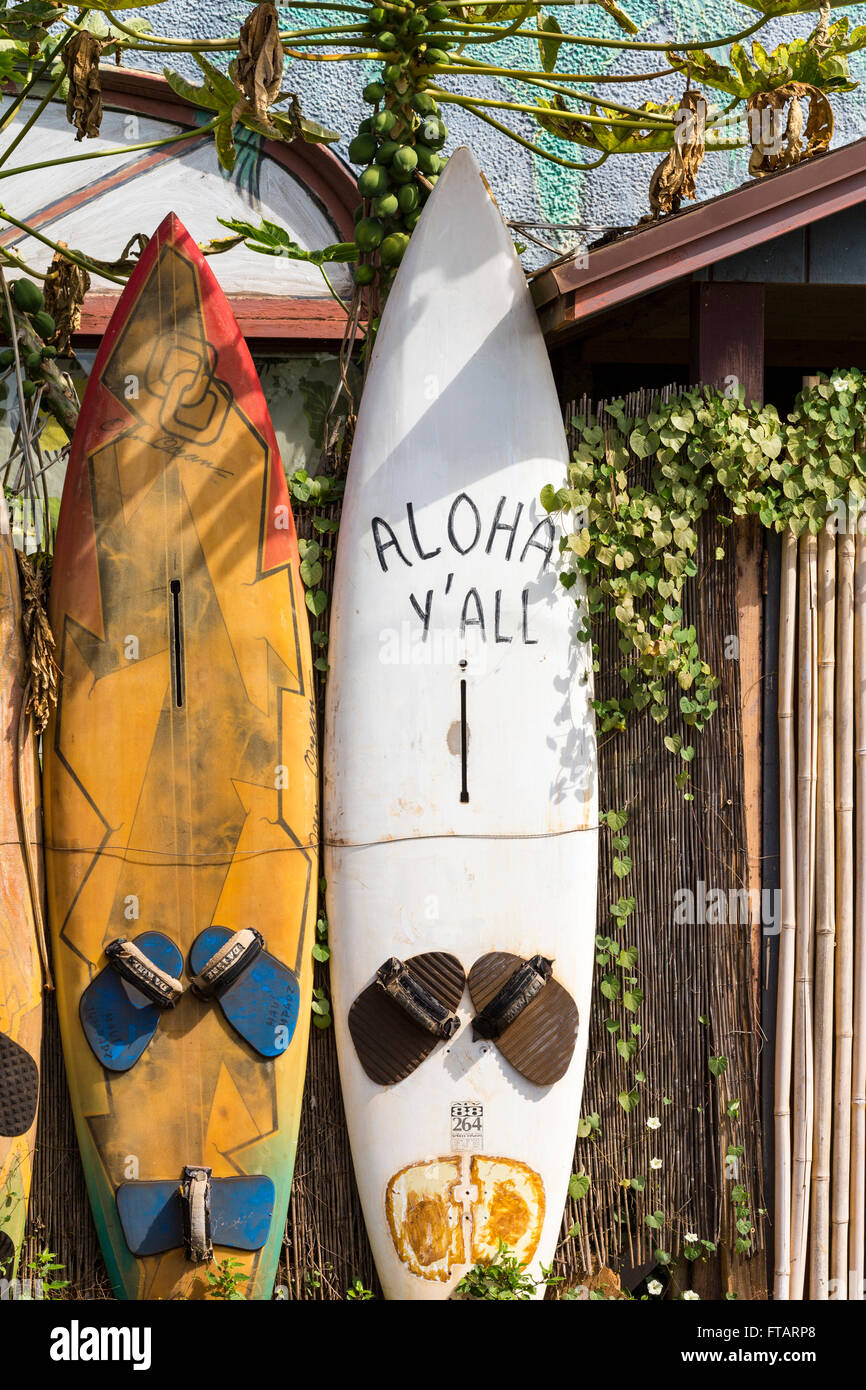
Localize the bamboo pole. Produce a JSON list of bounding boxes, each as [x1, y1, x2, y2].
[[790, 532, 817, 1300], [774, 528, 798, 1301], [851, 527, 866, 1301], [809, 527, 836, 1298], [832, 529, 855, 1298]]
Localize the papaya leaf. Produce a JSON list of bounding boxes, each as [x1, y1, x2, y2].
[[217, 216, 357, 265], [162, 66, 214, 111], [192, 52, 239, 111], [214, 117, 236, 173], [537, 13, 563, 74]]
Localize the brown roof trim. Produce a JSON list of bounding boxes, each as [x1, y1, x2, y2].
[[532, 135, 866, 338], [78, 291, 352, 347]]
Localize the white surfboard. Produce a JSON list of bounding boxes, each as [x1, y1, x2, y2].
[[324, 147, 598, 1300]]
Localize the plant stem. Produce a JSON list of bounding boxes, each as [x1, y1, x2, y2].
[[319, 266, 351, 316], [0, 210, 126, 285], [0, 118, 220, 186], [447, 68, 680, 125], [0, 16, 81, 135], [430, 13, 770, 51], [284, 49, 378, 61], [437, 93, 611, 169], [102, 8, 368, 50], [444, 60, 677, 84], [431, 89, 673, 130], [0, 74, 65, 171], [0, 247, 47, 280]]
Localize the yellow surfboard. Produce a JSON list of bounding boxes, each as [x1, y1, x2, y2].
[[0, 511, 43, 1286], [43, 214, 317, 1300]]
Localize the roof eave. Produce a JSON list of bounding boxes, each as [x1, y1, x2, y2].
[[533, 136, 866, 338]]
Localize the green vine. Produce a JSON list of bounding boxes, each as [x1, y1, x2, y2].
[[546, 371, 866, 790], [558, 373, 866, 1280]]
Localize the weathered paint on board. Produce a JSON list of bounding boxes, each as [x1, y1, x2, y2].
[[43, 214, 318, 1300], [325, 148, 598, 1299]]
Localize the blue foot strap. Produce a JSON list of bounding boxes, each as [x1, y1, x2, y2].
[[79, 932, 184, 1074], [189, 927, 299, 1059], [116, 1170, 275, 1258]]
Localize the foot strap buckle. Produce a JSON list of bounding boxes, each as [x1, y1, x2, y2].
[[190, 928, 264, 999], [181, 1166, 213, 1263], [376, 956, 460, 1039], [105, 937, 184, 1009], [471, 954, 553, 1040]]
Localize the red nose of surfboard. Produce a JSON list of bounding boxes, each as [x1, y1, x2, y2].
[[152, 210, 191, 249]]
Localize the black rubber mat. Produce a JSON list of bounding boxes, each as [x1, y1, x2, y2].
[[0, 1031, 39, 1137], [0, 1229, 15, 1272], [349, 952, 465, 1085], [468, 953, 578, 1086]]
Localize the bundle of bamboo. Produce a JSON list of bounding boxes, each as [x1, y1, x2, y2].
[[775, 521, 863, 1301], [852, 531, 866, 1303]]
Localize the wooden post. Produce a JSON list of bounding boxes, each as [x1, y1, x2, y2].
[[691, 282, 767, 1299]]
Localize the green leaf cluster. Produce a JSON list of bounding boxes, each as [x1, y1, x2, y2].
[[549, 372, 866, 776], [163, 55, 338, 175], [670, 16, 865, 101]]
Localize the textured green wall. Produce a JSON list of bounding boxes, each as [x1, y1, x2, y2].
[[129, 3, 866, 249]]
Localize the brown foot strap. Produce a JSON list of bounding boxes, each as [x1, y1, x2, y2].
[[349, 953, 465, 1085], [468, 952, 578, 1086]]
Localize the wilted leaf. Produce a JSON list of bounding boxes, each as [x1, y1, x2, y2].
[[234, 2, 284, 122], [648, 90, 707, 217], [63, 31, 103, 141], [42, 243, 91, 353]]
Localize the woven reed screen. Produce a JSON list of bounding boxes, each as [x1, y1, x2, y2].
[[23, 388, 763, 1297], [558, 392, 764, 1283]]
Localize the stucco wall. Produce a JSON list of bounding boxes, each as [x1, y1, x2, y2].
[[125, 2, 866, 251]]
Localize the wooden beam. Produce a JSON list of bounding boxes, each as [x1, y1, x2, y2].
[[691, 282, 765, 406], [691, 281, 767, 1299], [77, 293, 354, 345]]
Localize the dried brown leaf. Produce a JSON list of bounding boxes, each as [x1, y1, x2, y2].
[[63, 32, 103, 142], [648, 90, 707, 218], [747, 82, 834, 178], [234, 2, 284, 123], [43, 243, 91, 353], [16, 551, 58, 735], [803, 87, 834, 158]]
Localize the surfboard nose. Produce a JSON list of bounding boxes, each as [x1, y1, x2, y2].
[[435, 144, 480, 185], [154, 210, 188, 241]]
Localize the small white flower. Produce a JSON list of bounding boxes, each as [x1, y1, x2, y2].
[[646, 1279, 663, 1296], [650, 1156, 663, 1170], [646, 1116, 661, 1130], [683, 1290, 700, 1300], [685, 1232, 699, 1243]]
